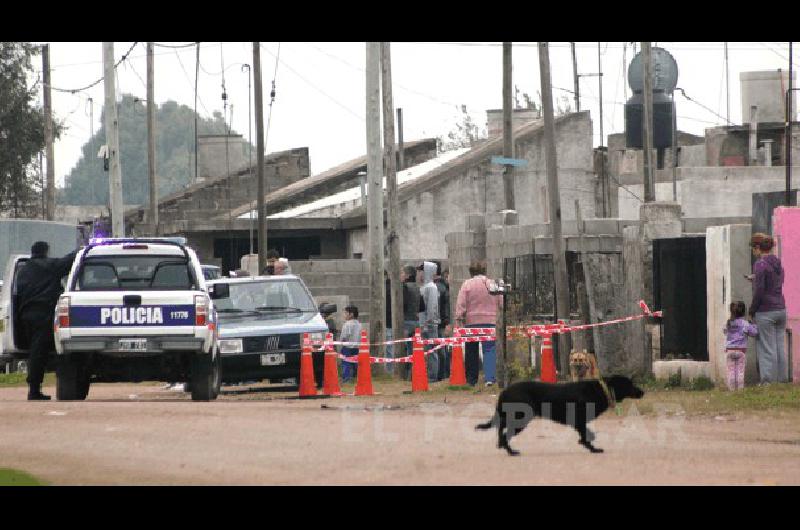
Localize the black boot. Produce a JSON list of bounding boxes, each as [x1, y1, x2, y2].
[[28, 385, 51, 401]]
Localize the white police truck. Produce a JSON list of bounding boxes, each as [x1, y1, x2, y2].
[[53, 238, 220, 401]]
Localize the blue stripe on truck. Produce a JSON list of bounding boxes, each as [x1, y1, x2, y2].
[[69, 305, 196, 327]]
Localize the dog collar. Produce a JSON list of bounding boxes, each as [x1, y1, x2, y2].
[[598, 380, 615, 408]]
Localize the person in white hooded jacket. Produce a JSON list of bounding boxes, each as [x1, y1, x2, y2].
[[418, 261, 440, 382]]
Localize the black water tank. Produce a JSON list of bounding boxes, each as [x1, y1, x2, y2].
[[625, 90, 674, 149]]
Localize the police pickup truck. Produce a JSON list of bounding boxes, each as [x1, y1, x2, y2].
[[52, 237, 220, 401]]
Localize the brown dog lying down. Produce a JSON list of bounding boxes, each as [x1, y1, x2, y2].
[[476, 375, 645, 455]]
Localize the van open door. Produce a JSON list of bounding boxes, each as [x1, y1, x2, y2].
[[0, 254, 31, 357]]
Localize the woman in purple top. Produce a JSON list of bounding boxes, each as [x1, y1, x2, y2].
[[723, 301, 758, 390], [748, 233, 787, 384]]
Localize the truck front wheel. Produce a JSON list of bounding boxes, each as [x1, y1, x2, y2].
[[190, 352, 219, 401]]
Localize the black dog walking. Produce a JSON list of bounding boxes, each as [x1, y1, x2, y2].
[[476, 375, 645, 455], [16, 242, 77, 400]]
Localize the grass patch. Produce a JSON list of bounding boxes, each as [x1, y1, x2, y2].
[[0, 468, 47, 486], [634, 383, 800, 416], [0, 372, 55, 387]]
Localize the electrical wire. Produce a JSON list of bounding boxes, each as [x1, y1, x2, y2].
[[175, 48, 211, 116], [153, 42, 198, 49], [264, 43, 281, 152], [50, 42, 138, 94], [260, 43, 364, 122], [675, 87, 733, 125]]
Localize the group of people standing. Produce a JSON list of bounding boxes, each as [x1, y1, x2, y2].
[[378, 259, 500, 387], [723, 232, 789, 390]]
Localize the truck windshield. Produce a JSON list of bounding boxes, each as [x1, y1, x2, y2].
[[75, 256, 197, 291], [214, 279, 316, 314]]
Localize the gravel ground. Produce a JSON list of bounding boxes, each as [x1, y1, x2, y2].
[[1, 381, 799, 485]]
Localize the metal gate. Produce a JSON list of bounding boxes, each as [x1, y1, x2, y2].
[[653, 237, 708, 361]]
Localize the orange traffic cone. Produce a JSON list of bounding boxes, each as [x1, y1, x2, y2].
[[449, 330, 467, 386], [411, 328, 429, 392], [322, 332, 343, 396], [540, 333, 557, 383], [299, 332, 318, 397], [354, 329, 374, 396]]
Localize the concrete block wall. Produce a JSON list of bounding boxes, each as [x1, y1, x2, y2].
[[291, 259, 370, 324]]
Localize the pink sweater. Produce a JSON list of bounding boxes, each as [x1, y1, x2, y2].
[[455, 275, 502, 326]]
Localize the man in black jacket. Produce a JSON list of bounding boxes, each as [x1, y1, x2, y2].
[[400, 265, 425, 380], [15, 241, 78, 400]]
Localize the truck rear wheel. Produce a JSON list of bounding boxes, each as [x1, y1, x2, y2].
[[57, 354, 87, 401], [190, 352, 219, 401]]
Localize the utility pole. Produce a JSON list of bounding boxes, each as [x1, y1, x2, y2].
[[382, 42, 403, 373], [724, 42, 730, 126], [366, 42, 385, 356], [787, 41, 793, 206], [103, 42, 124, 237], [146, 42, 158, 236], [42, 44, 55, 221], [254, 43, 267, 273], [642, 42, 655, 202], [397, 108, 405, 171], [502, 42, 515, 211], [539, 42, 571, 374], [597, 42, 604, 148], [242, 63, 254, 255], [571, 42, 580, 111]]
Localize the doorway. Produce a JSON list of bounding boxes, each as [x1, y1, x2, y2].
[[653, 237, 708, 361]]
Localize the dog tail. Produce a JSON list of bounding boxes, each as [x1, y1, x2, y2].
[[475, 411, 499, 430]]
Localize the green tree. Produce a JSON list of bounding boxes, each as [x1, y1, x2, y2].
[[0, 42, 55, 217], [60, 95, 242, 205]]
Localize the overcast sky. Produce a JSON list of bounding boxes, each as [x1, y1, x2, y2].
[[38, 42, 795, 188]]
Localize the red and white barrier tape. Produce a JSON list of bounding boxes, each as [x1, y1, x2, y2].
[[337, 342, 447, 364]]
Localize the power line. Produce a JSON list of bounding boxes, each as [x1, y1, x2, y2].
[[50, 42, 139, 94], [675, 87, 732, 125], [153, 42, 198, 49], [175, 48, 211, 116], [260, 43, 364, 122]]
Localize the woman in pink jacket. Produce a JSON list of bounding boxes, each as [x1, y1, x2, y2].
[[454, 260, 501, 387]]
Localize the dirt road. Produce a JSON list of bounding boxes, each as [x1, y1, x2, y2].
[[1, 382, 798, 485]]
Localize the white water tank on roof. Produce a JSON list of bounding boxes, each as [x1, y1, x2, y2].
[[740, 70, 796, 124]]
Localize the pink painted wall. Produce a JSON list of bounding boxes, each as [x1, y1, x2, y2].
[[773, 207, 800, 383]]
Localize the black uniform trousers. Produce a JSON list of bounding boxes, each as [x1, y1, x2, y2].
[[21, 310, 55, 388]]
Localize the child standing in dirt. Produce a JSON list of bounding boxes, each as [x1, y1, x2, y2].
[[723, 301, 758, 391], [339, 305, 362, 384]]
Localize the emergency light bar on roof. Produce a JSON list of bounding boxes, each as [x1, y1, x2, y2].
[[88, 237, 187, 246]]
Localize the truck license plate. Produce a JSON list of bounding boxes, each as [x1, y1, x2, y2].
[[119, 338, 148, 352], [260, 353, 285, 366]]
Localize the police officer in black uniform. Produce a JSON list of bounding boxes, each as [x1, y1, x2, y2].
[[15, 241, 77, 400]]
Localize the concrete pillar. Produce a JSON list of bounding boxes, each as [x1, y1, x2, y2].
[[749, 106, 759, 165], [638, 201, 682, 376], [762, 139, 773, 167], [621, 224, 646, 376], [706, 224, 757, 385]]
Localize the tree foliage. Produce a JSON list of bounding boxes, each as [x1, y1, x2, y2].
[[438, 104, 487, 152], [60, 94, 242, 205], [0, 42, 53, 217]]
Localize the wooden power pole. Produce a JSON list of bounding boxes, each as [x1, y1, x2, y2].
[[42, 44, 55, 221], [570, 42, 580, 111], [642, 42, 655, 202], [502, 42, 515, 211], [103, 42, 124, 237], [146, 42, 158, 235], [366, 42, 385, 354], [253, 43, 267, 274], [539, 42, 571, 374], [382, 42, 403, 372]]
